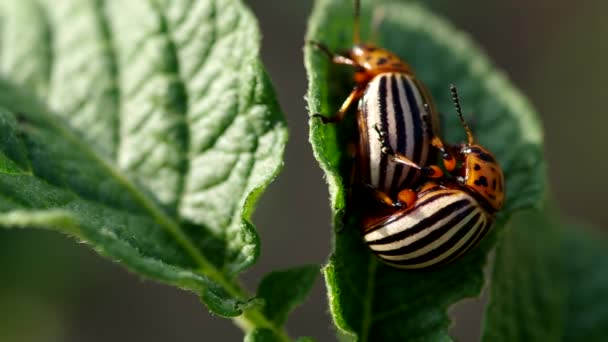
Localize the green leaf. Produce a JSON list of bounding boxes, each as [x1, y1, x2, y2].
[[0, 0, 287, 333], [257, 265, 320, 327], [305, 0, 544, 340], [481, 208, 564, 341], [482, 210, 608, 342], [561, 224, 608, 341]]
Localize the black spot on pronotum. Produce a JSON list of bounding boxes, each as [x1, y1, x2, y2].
[[478, 152, 495, 163], [377, 57, 388, 65], [474, 164, 481, 171], [492, 179, 497, 190], [474, 176, 488, 187], [391, 62, 402, 68], [366, 55, 372, 61], [469, 147, 496, 163]]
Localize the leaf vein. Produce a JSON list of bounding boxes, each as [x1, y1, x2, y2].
[[147, 0, 190, 212], [92, 0, 121, 160]]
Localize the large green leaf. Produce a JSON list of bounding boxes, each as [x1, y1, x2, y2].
[[0, 0, 288, 334], [305, 0, 544, 340], [561, 224, 608, 341], [482, 209, 608, 341], [481, 208, 564, 341]]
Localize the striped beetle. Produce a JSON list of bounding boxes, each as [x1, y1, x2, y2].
[[310, 0, 441, 199], [362, 85, 505, 269]]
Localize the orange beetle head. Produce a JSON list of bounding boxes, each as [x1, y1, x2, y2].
[[458, 144, 505, 211], [349, 44, 413, 78]]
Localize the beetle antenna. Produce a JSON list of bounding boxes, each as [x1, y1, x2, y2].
[[450, 84, 474, 145], [354, 0, 361, 44]]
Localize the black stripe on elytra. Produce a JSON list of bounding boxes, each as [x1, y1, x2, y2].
[[367, 197, 469, 245], [436, 213, 491, 267], [385, 211, 482, 266], [377, 75, 390, 190], [401, 77, 424, 187], [412, 190, 453, 211], [389, 74, 406, 192], [467, 216, 492, 250], [378, 204, 476, 256]]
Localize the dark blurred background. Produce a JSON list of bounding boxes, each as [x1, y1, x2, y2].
[[1, 1, 606, 341]]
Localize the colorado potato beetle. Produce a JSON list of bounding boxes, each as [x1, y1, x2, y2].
[[311, 0, 440, 199], [362, 85, 505, 269]]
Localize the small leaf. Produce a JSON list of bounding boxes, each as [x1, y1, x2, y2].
[[305, 0, 544, 340], [0, 0, 286, 326], [257, 265, 320, 327]]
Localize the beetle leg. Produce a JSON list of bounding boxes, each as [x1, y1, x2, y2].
[[396, 188, 417, 209], [361, 183, 401, 207], [370, 123, 389, 151], [422, 103, 457, 172], [360, 183, 417, 211], [313, 87, 363, 124], [373, 123, 444, 178], [431, 136, 457, 172]]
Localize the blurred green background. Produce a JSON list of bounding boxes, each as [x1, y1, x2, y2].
[[1, 1, 606, 341]]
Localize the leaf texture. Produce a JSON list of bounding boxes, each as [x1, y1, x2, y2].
[[0, 0, 287, 321]]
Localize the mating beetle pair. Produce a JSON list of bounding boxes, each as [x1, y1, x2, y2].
[[311, 0, 505, 269]]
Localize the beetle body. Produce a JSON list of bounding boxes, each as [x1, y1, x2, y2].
[[358, 71, 436, 195], [362, 183, 493, 269], [365, 85, 505, 269], [310, 2, 440, 200]]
